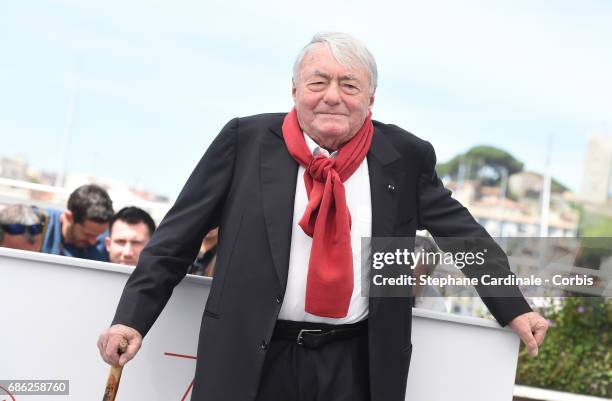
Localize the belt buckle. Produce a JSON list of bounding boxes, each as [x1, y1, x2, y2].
[[297, 329, 323, 345]]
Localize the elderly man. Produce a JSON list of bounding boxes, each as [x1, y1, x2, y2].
[[41, 184, 113, 261], [105, 206, 156, 266], [99, 33, 548, 401], [0, 204, 45, 252]]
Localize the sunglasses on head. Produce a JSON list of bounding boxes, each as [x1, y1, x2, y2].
[[1, 223, 43, 236]]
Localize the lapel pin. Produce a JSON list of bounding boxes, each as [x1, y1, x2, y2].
[[387, 184, 396, 191]]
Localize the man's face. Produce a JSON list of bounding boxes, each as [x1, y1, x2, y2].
[[105, 220, 151, 266], [1, 232, 42, 252], [292, 43, 374, 150], [62, 211, 108, 247]]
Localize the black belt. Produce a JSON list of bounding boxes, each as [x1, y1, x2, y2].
[[272, 319, 368, 349]]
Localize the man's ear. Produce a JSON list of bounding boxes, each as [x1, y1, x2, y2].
[[104, 236, 111, 252], [63, 210, 73, 224], [369, 93, 375, 109], [291, 79, 297, 102]]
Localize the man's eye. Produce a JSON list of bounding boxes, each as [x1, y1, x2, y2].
[[308, 82, 326, 89], [342, 84, 359, 93]]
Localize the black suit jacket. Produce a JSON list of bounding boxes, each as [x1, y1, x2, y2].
[[112, 113, 532, 401]]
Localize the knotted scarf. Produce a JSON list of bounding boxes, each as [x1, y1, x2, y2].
[[282, 107, 373, 317]]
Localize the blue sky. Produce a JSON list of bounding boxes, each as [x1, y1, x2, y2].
[[1, 0, 611, 198]]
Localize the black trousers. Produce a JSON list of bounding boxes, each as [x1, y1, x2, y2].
[[255, 330, 370, 401]]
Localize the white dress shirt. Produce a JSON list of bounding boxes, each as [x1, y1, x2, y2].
[[278, 133, 372, 324]]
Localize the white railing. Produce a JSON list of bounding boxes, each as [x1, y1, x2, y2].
[[514, 385, 610, 401], [1, 247, 521, 401]]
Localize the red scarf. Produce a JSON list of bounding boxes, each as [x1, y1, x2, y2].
[[282, 107, 374, 318]]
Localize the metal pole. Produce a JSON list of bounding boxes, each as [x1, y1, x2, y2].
[[55, 76, 80, 188]]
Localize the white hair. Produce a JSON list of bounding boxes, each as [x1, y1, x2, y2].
[[292, 32, 378, 95], [0, 204, 42, 243]]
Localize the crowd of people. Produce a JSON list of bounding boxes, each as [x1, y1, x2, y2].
[[0, 184, 217, 275], [1, 183, 438, 292], [0, 184, 438, 288]]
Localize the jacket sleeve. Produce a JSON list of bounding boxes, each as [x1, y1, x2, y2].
[[416, 141, 532, 326], [111, 118, 239, 337]]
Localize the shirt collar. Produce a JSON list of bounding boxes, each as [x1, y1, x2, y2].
[[303, 132, 338, 158]]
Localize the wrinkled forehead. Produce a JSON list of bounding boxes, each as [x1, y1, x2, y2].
[[298, 43, 369, 81]]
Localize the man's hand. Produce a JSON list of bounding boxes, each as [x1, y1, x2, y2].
[[508, 311, 549, 357], [98, 324, 143, 367]]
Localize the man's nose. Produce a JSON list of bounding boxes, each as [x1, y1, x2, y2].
[[122, 243, 134, 255], [322, 82, 341, 105]]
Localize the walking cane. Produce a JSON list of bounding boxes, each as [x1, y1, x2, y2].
[[102, 338, 128, 401]]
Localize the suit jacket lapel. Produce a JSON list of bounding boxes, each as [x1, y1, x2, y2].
[[367, 125, 404, 315], [261, 124, 298, 289], [368, 127, 402, 238]]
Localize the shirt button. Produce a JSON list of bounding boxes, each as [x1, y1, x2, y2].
[[260, 340, 268, 350], [276, 296, 283, 304]]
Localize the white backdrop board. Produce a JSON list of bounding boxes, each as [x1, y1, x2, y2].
[[0, 248, 520, 401]]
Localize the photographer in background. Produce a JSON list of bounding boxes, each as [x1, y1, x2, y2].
[[41, 184, 113, 261], [0, 204, 45, 252], [105, 206, 156, 266]]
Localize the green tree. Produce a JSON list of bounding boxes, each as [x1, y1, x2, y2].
[[437, 145, 524, 186]]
